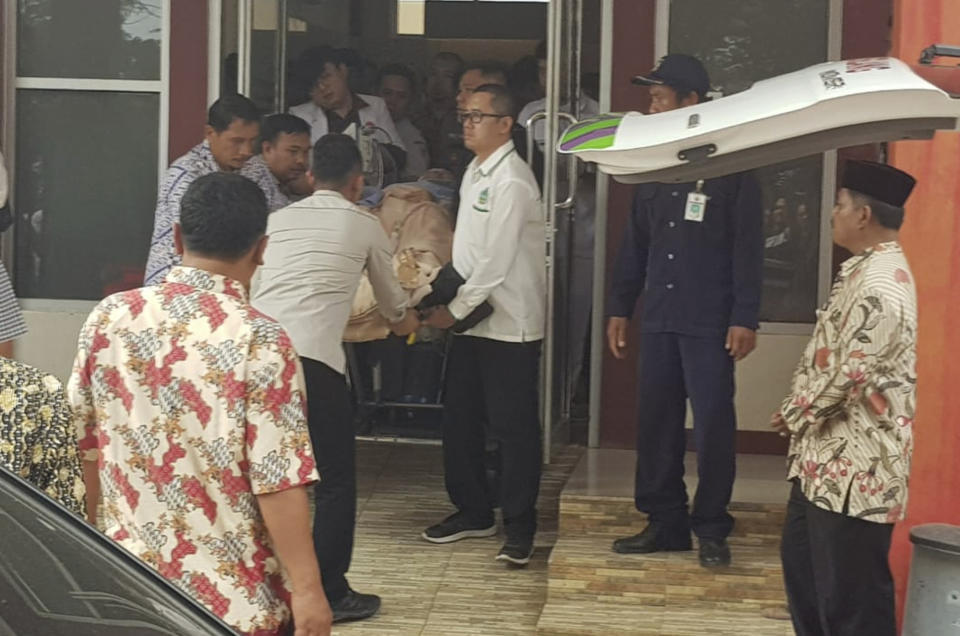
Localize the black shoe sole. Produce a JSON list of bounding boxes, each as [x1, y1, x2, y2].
[[332, 609, 380, 624], [495, 549, 534, 566], [421, 524, 497, 544], [612, 542, 693, 555], [332, 599, 382, 623]]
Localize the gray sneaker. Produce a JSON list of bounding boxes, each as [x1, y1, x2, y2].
[[422, 512, 497, 544], [495, 539, 534, 566]]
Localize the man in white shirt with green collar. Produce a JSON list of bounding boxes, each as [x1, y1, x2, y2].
[[421, 84, 546, 567]]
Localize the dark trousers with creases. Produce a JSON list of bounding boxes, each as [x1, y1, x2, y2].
[[634, 332, 736, 540], [300, 357, 356, 603], [781, 480, 896, 636], [442, 336, 543, 541]]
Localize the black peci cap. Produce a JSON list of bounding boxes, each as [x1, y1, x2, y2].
[[841, 160, 917, 207]]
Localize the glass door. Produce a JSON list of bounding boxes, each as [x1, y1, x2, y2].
[[539, 0, 605, 460], [225, 0, 608, 454]]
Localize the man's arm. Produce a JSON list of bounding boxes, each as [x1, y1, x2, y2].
[[780, 287, 906, 432], [726, 172, 764, 360], [606, 190, 651, 358], [66, 306, 106, 525], [246, 339, 329, 634], [365, 220, 417, 335], [446, 179, 537, 321], [607, 189, 651, 320], [729, 172, 764, 330], [145, 166, 193, 285], [41, 382, 87, 518], [257, 487, 331, 636], [83, 460, 100, 525]]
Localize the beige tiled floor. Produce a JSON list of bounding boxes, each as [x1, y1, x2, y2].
[[335, 441, 582, 636], [338, 443, 796, 636]]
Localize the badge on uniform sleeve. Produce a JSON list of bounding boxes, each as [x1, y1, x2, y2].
[[684, 179, 708, 222]]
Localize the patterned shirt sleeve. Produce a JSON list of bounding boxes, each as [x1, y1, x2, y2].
[[39, 375, 87, 516], [781, 284, 905, 432], [244, 321, 318, 495], [145, 165, 195, 285], [67, 304, 106, 463]]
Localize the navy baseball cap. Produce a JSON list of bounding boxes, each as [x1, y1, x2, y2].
[[632, 54, 711, 96]]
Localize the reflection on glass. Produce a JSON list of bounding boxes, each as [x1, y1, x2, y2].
[[0, 470, 230, 634], [220, 0, 240, 96], [669, 0, 830, 323], [17, 0, 161, 80], [15, 90, 159, 300]]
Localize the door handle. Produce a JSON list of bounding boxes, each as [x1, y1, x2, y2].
[[524, 111, 548, 168], [556, 112, 579, 210], [524, 111, 579, 209]]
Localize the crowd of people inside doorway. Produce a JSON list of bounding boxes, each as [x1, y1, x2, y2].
[[0, 47, 920, 636]]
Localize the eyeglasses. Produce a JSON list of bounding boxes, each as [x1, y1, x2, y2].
[[457, 110, 507, 125]]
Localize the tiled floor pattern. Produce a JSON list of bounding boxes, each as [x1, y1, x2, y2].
[[536, 448, 794, 635], [335, 441, 583, 636], [337, 443, 795, 636]]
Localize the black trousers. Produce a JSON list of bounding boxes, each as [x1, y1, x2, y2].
[[634, 332, 736, 539], [442, 336, 543, 540], [781, 480, 896, 636], [300, 357, 356, 603]]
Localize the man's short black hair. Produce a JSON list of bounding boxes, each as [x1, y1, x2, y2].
[[260, 113, 311, 145], [179, 173, 267, 260], [667, 83, 706, 104], [463, 61, 509, 86], [473, 83, 517, 121], [850, 190, 905, 230], [297, 46, 344, 87], [312, 133, 362, 187], [208, 94, 261, 132], [379, 63, 418, 91]]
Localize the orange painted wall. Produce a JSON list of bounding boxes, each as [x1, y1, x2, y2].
[[888, 0, 960, 627]]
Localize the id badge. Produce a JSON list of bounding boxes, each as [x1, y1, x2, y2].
[[684, 179, 708, 222], [684, 192, 707, 222]]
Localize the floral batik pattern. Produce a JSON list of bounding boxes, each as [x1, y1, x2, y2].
[[68, 266, 318, 636], [782, 242, 917, 523], [0, 359, 85, 516]]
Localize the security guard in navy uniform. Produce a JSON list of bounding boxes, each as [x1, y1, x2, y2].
[[606, 54, 764, 568]]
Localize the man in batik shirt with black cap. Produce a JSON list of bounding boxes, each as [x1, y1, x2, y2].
[[773, 160, 918, 636]]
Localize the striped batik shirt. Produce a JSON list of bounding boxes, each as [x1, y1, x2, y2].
[[782, 242, 917, 523], [0, 263, 26, 343], [143, 142, 277, 286]]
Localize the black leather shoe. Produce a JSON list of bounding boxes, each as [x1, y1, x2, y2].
[[612, 522, 693, 554], [698, 538, 732, 568], [330, 589, 381, 623]]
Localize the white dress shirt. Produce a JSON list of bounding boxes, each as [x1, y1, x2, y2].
[[290, 94, 406, 150], [449, 140, 545, 342], [252, 190, 408, 374]]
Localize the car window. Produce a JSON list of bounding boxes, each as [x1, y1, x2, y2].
[[0, 466, 236, 635]]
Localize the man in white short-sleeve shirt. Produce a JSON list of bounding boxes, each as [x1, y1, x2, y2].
[[420, 84, 546, 568]]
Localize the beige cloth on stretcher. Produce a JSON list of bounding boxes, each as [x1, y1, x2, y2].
[[344, 183, 454, 342]]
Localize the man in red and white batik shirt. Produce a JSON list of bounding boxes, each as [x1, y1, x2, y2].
[[773, 160, 918, 636], [68, 173, 331, 636]]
